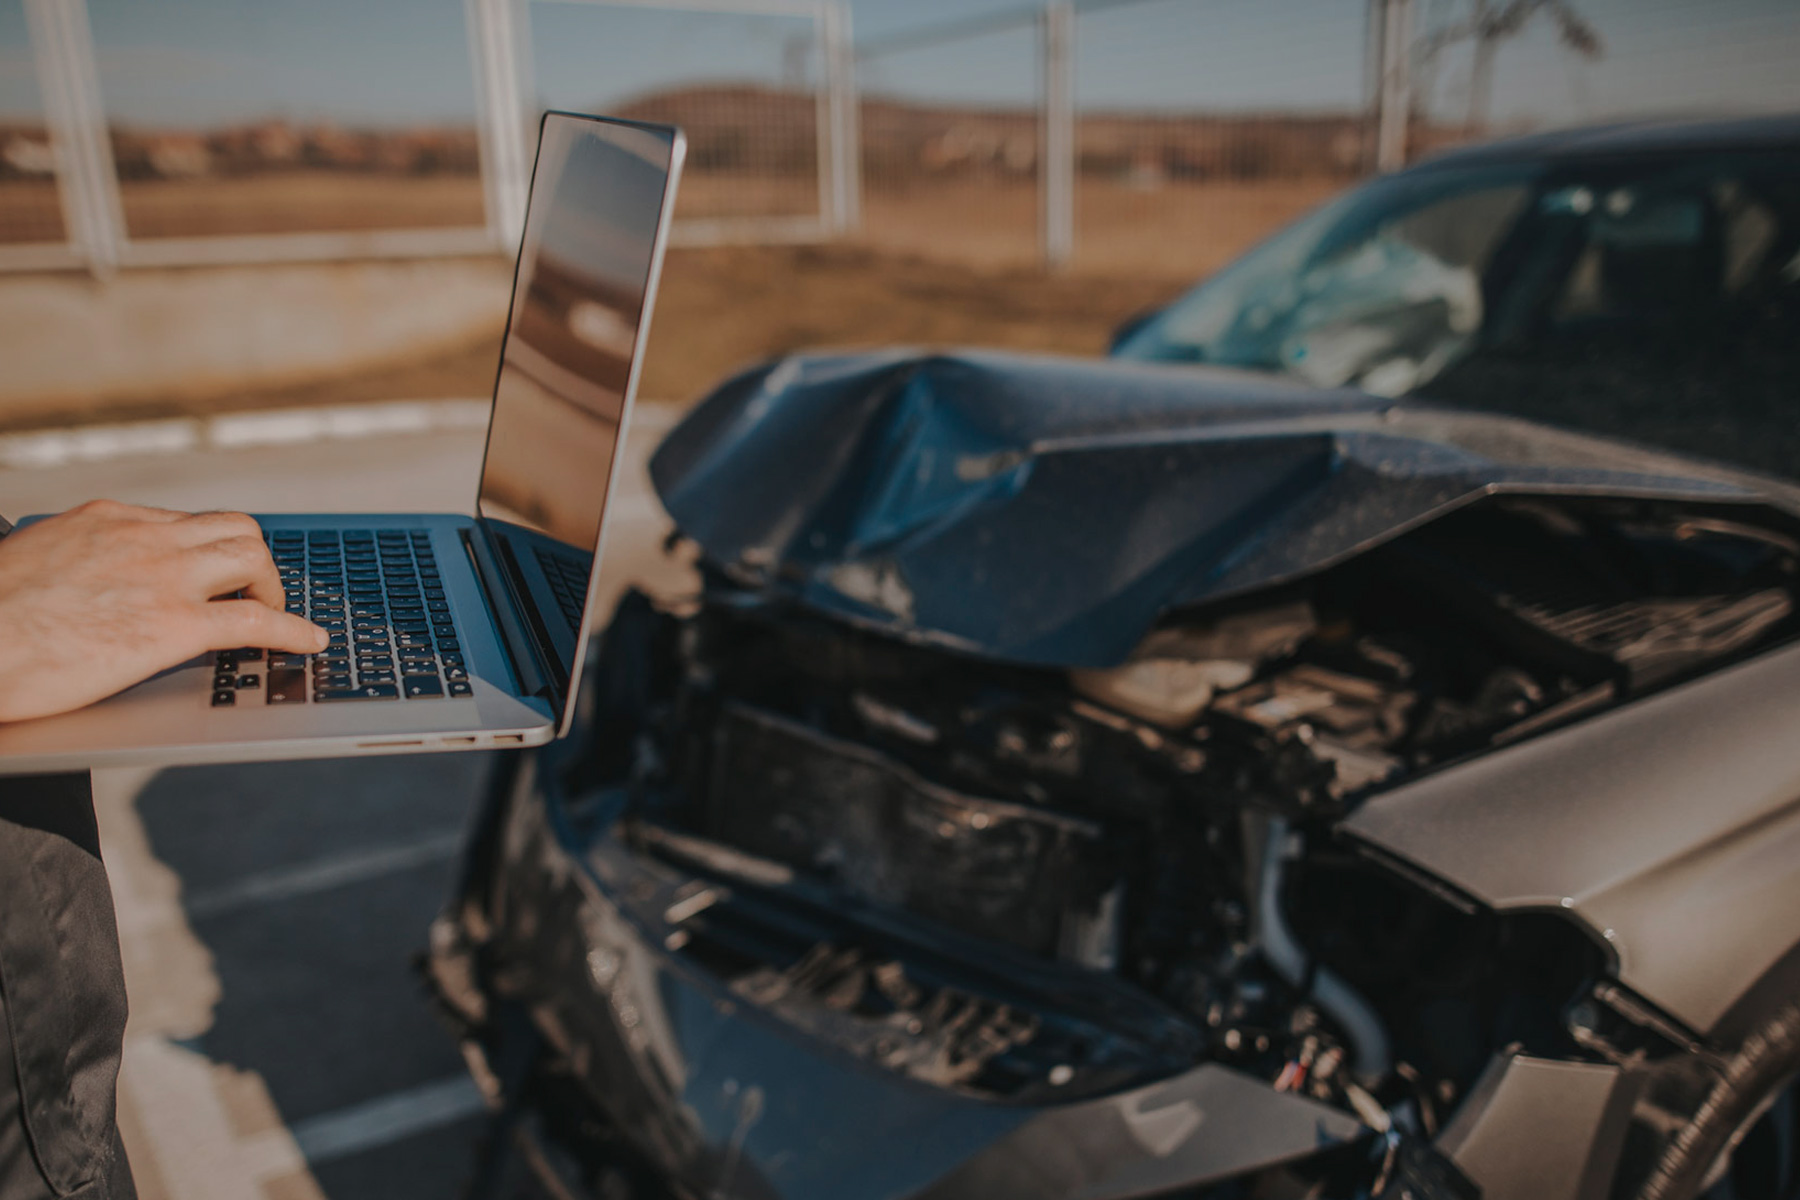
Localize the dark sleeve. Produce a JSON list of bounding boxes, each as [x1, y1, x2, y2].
[[0, 773, 136, 1199]]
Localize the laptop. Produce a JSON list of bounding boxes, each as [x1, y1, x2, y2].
[[0, 112, 686, 775]]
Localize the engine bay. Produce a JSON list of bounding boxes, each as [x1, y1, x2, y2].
[[567, 495, 1800, 1138]]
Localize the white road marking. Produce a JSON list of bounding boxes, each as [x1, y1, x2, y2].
[[180, 829, 466, 920], [0, 395, 682, 470], [239, 1075, 490, 1177]]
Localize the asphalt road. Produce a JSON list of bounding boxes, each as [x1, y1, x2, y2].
[[2, 399, 688, 1200]]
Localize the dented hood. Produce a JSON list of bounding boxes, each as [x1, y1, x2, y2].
[[650, 349, 1792, 668]]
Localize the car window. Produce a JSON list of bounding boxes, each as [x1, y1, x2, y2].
[[1424, 150, 1800, 479], [1118, 145, 1800, 481]]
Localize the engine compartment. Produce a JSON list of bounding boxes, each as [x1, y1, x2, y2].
[[568, 495, 1800, 1136]]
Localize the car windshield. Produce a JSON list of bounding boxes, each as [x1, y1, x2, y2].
[[1112, 162, 1540, 393], [1116, 146, 1800, 479]]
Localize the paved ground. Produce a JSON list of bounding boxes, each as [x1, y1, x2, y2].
[[0, 399, 688, 1200]]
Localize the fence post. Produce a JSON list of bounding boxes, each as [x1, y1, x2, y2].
[[1374, 0, 1413, 171], [24, 0, 125, 275], [1040, 0, 1074, 271], [467, 0, 532, 250], [821, 1, 860, 235]]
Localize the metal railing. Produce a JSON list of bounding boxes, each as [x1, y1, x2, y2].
[[7, 0, 1795, 278], [0, 0, 856, 273]]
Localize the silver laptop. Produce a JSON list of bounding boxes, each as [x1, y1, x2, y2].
[[0, 112, 686, 774]]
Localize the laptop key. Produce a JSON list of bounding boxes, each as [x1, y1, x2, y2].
[[315, 684, 398, 701], [266, 669, 307, 704], [403, 676, 443, 698], [448, 680, 473, 697], [211, 689, 236, 707]]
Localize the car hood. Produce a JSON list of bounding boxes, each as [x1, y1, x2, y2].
[[650, 349, 1799, 668]]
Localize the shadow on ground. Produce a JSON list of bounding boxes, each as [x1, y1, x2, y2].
[[135, 751, 506, 1199]]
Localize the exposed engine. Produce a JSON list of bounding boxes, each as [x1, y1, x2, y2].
[[567, 495, 1799, 1144]]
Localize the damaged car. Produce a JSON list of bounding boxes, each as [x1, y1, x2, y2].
[[428, 344, 1800, 1200]]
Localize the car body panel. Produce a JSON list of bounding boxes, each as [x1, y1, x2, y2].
[[1343, 638, 1800, 1041], [1435, 1053, 1637, 1200], [482, 759, 1367, 1200]]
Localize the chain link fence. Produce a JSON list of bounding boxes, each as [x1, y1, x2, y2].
[[0, 0, 849, 272], [88, 0, 486, 247], [528, 0, 840, 242], [1072, 0, 1371, 280], [3, 0, 1798, 276], [0, 0, 66, 251], [1405, 0, 1800, 158], [857, 16, 1042, 270]]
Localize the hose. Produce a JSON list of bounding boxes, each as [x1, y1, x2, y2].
[[1255, 816, 1394, 1086]]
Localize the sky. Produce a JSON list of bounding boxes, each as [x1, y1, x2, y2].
[[1, 0, 1797, 129]]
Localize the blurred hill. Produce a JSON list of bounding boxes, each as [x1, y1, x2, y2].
[[614, 83, 1370, 182]]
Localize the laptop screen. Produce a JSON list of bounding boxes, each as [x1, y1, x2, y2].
[[476, 113, 681, 713]]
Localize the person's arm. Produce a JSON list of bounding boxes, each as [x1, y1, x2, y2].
[[0, 500, 328, 723]]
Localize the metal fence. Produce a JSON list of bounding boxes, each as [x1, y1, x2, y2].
[[4, 0, 1799, 277], [0, 0, 855, 273], [856, 10, 1044, 271]]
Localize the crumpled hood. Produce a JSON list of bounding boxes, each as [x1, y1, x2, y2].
[[650, 349, 1796, 668]]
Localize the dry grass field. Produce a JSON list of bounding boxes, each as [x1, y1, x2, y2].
[[119, 171, 486, 238], [0, 241, 1186, 431], [0, 179, 65, 244], [0, 159, 1350, 430], [5, 167, 1341, 282], [858, 174, 1341, 277]]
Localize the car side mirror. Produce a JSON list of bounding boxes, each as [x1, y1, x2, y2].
[[1108, 308, 1161, 355]]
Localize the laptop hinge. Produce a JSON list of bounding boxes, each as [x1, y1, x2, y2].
[[461, 526, 560, 710]]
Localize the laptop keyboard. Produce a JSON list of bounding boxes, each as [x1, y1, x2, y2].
[[208, 528, 471, 707], [534, 546, 589, 633]]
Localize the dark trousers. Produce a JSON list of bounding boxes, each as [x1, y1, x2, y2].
[[0, 774, 135, 1199]]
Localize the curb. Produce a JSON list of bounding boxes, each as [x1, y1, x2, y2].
[[0, 399, 495, 471]]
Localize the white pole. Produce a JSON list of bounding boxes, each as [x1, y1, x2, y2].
[[822, 1, 860, 234], [467, 0, 532, 250], [1375, 0, 1412, 172], [1040, 0, 1074, 270], [24, 0, 125, 275]]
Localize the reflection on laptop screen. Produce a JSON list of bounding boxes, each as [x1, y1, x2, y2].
[[477, 113, 677, 678]]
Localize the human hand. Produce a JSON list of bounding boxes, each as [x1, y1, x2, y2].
[[0, 500, 328, 722]]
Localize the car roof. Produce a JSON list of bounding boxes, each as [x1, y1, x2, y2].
[[1410, 112, 1800, 172]]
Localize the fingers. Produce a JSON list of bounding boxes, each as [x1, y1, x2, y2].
[[187, 535, 285, 608], [67, 498, 189, 524], [168, 510, 266, 547], [201, 599, 329, 654]]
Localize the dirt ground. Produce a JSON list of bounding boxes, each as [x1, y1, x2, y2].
[[3, 170, 1340, 283], [0, 178, 65, 244], [861, 175, 1343, 278], [117, 173, 487, 239], [0, 242, 1188, 430], [0, 170, 1349, 429]]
